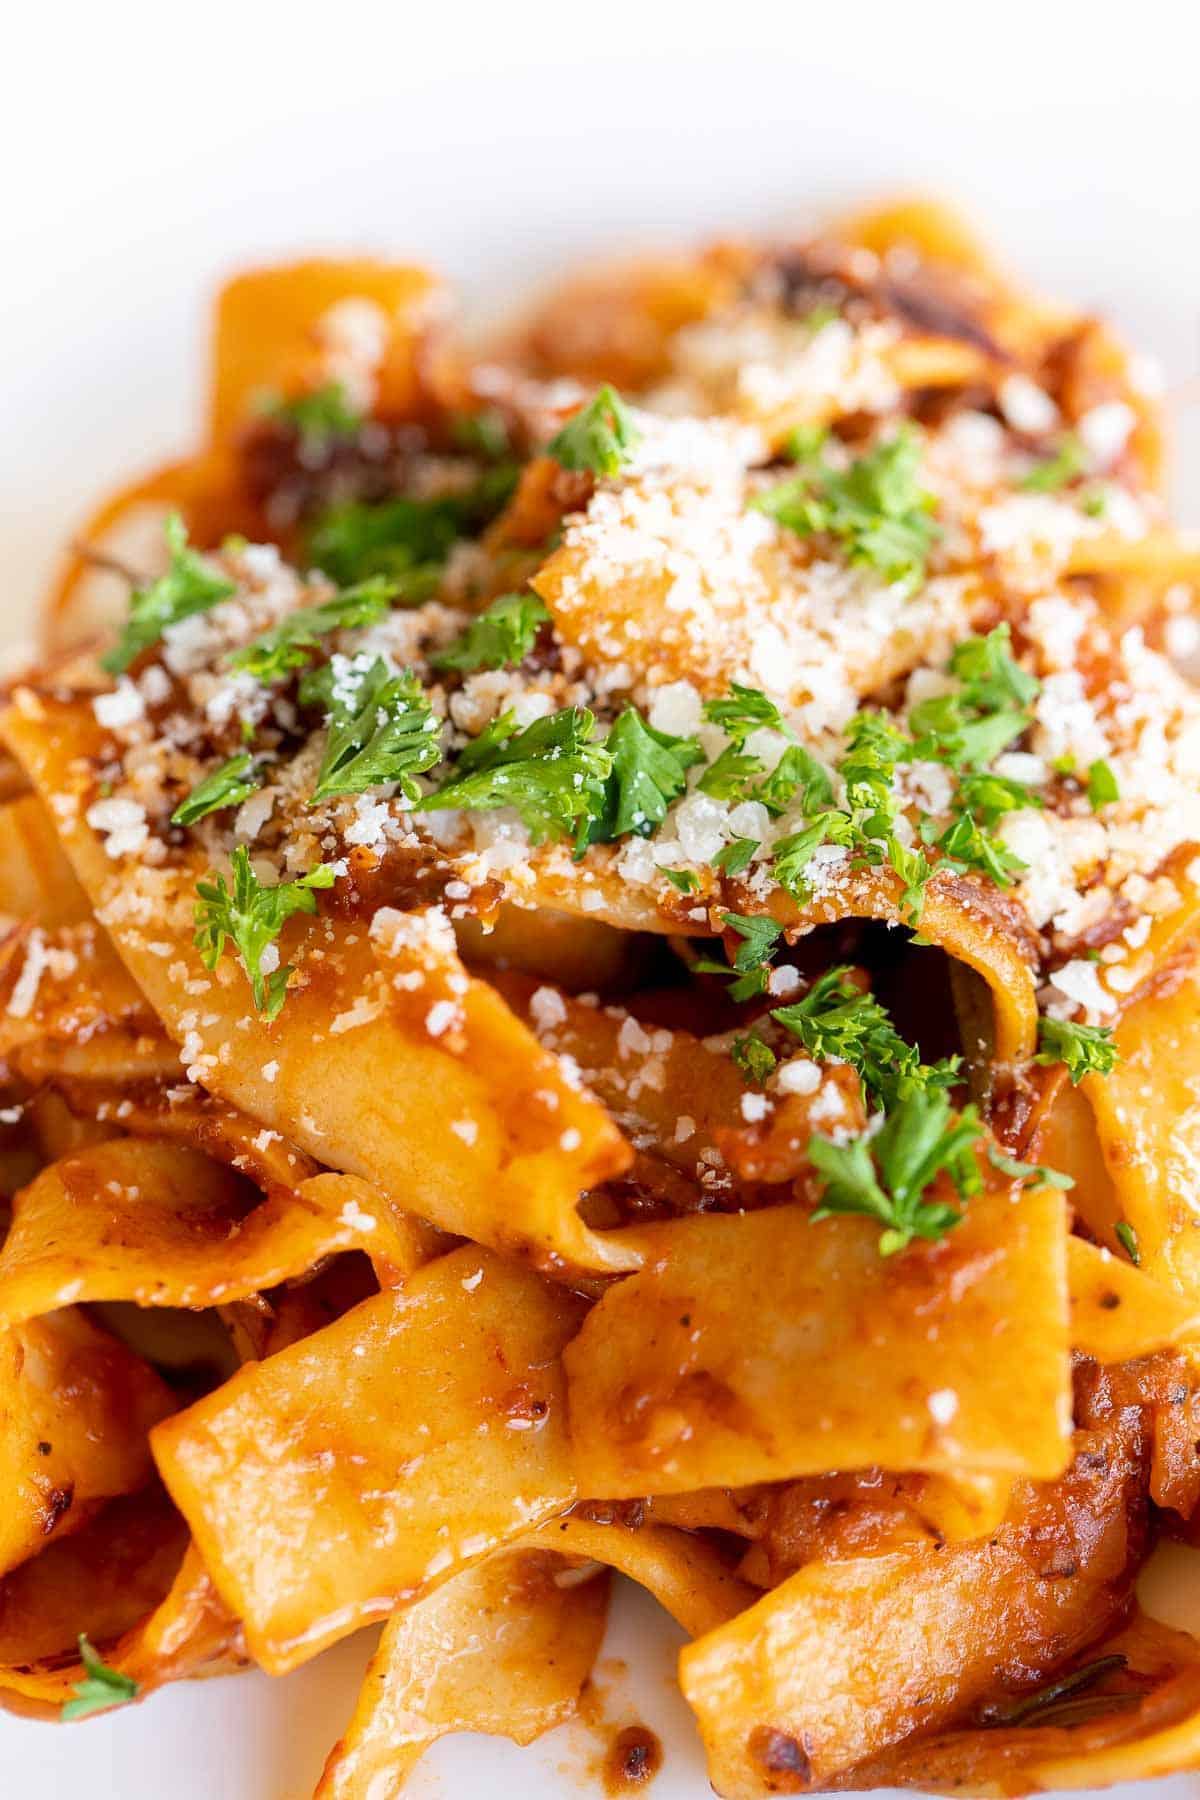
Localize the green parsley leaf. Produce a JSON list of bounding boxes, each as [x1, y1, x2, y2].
[[702, 683, 789, 743], [754, 744, 835, 816], [722, 912, 784, 973], [1115, 1220, 1141, 1265], [101, 513, 234, 675], [771, 813, 855, 897], [430, 592, 550, 673], [713, 837, 760, 876], [303, 476, 515, 589], [418, 707, 612, 844], [1087, 759, 1121, 811], [309, 658, 441, 804], [888, 837, 936, 923], [264, 381, 362, 454], [694, 913, 784, 1003], [933, 808, 1027, 888], [171, 754, 264, 828], [754, 427, 940, 587], [730, 1031, 777, 1085], [697, 743, 765, 800], [585, 707, 701, 844], [1020, 432, 1086, 493], [955, 769, 1042, 827], [772, 965, 958, 1108], [449, 408, 511, 460], [950, 623, 1040, 712], [230, 577, 396, 683], [985, 1143, 1074, 1190], [193, 846, 336, 1019], [1034, 1016, 1120, 1083], [546, 385, 641, 478], [663, 868, 700, 893], [810, 1089, 982, 1255], [61, 1635, 139, 1721]]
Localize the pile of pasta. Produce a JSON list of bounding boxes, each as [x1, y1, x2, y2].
[[7, 196, 1200, 1796]]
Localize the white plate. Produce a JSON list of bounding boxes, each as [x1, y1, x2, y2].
[[4, 5, 1200, 1794]]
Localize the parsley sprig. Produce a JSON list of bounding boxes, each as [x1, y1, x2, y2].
[[101, 514, 234, 676], [430, 592, 550, 673], [194, 846, 335, 1019], [809, 1089, 982, 1255], [584, 708, 701, 846], [172, 753, 264, 827], [547, 385, 641, 478], [417, 707, 612, 843], [303, 474, 516, 589], [308, 658, 441, 804], [264, 381, 363, 455], [772, 966, 959, 1107], [754, 428, 940, 587], [1034, 1016, 1120, 1083], [61, 1635, 139, 1721], [697, 912, 783, 1002], [1020, 433, 1087, 493], [230, 577, 396, 683]]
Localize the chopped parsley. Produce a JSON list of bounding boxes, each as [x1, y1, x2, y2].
[[713, 837, 760, 876], [928, 807, 1026, 889], [771, 813, 855, 896], [1034, 1016, 1120, 1083], [193, 846, 336, 1019], [697, 912, 783, 1001], [730, 1030, 778, 1085], [171, 753, 264, 827], [418, 707, 611, 844], [309, 659, 441, 804], [61, 1635, 139, 1722], [754, 744, 835, 815], [1087, 758, 1120, 810], [449, 407, 511, 460], [101, 514, 234, 676], [430, 592, 550, 673], [1115, 1220, 1141, 1265], [702, 683, 789, 743], [1020, 433, 1087, 493], [264, 381, 362, 454], [809, 1089, 982, 1255], [698, 743, 766, 801], [985, 1143, 1074, 1190], [584, 707, 701, 845], [547, 385, 641, 478], [230, 577, 396, 683], [663, 868, 700, 894], [772, 966, 959, 1108], [908, 624, 1038, 772], [753, 427, 940, 587], [303, 475, 515, 589]]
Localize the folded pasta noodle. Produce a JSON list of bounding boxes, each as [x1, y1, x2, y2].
[[8, 196, 1200, 1796]]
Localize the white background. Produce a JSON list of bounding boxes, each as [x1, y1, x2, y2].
[[3, 3, 1200, 1794]]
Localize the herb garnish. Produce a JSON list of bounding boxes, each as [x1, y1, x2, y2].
[[194, 846, 336, 1019], [230, 577, 396, 683], [430, 592, 550, 673], [809, 1089, 982, 1254], [171, 754, 264, 827], [1034, 1016, 1120, 1083], [585, 708, 702, 846], [547, 385, 641, 478], [264, 382, 362, 455], [753, 427, 940, 587], [101, 514, 234, 676], [308, 659, 441, 804], [772, 966, 959, 1108], [61, 1635, 139, 1722], [1020, 433, 1087, 493], [417, 707, 612, 844]]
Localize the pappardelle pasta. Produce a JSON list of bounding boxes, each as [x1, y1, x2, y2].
[[6, 197, 1200, 1794]]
